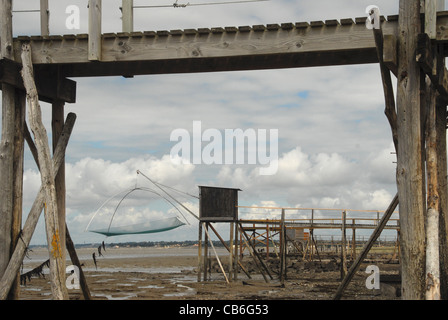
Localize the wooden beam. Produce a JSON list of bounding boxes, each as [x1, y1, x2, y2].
[[0, 112, 76, 300], [21, 44, 67, 300], [396, 0, 426, 300], [0, 60, 77, 104], [9, 13, 448, 78], [88, 0, 102, 61]]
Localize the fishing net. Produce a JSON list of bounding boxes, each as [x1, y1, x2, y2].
[[89, 216, 186, 236], [85, 172, 199, 237]]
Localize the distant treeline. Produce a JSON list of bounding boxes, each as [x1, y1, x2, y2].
[[73, 240, 230, 248]]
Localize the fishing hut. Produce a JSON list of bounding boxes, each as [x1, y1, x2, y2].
[[0, 0, 448, 300], [197, 186, 240, 283]]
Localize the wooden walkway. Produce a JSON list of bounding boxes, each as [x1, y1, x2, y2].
[[6, 12, 448, 79]]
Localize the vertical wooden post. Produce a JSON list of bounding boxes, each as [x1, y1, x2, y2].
[[40, 0, 49, 36], [340, 211, 347, 279], [436, 94, 448, 299], [7, 91, 25, 300], [233, 221, 238, 281], [229, 222, 234, 281], [280, 209, 286, 284], [88, 0, 102, 61], [0, 0, 15, 287], [197, 221, 202, 282], [122, 0, 134, 33], [203, 222, 209, 281], [52, 101, 66, 287], [425, 0, 438, 39], [425, 78, 440, 299], [352, 225, 356, 260], [396, 0, 426, 299]]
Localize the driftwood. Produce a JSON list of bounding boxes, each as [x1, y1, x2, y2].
[[21, 43, 67, 299]]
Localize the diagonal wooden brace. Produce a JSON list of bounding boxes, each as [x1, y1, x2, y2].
[[0, 112, 76, 300]]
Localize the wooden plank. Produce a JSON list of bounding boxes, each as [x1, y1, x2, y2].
[[396, 0, 426, 300], [88, 0, 102, 61], [122, 0, 133, 33], [21, 43, 67, 300], [0, 112, 76, 300]]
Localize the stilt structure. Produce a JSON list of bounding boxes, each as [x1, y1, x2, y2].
[[0, 0, 447, 300]]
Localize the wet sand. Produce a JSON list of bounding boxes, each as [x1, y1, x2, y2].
[[18, 246, 400, 300]]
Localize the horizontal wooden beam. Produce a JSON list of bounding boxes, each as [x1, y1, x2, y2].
[[11, 16, 400, 77], [6, 12, 448, 78], [0, 60, 76, 103]]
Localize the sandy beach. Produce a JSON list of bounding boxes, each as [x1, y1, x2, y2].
[[18, 246, 400, 300]]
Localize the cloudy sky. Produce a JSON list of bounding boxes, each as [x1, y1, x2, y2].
[[3, 0, 417, 245]]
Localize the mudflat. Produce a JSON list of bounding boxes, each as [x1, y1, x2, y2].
[[18, 246, 400, 300]]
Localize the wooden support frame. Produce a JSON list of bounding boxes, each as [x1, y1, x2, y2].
[[0, 113, 76, 300], [333, 194, 399, 299]]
